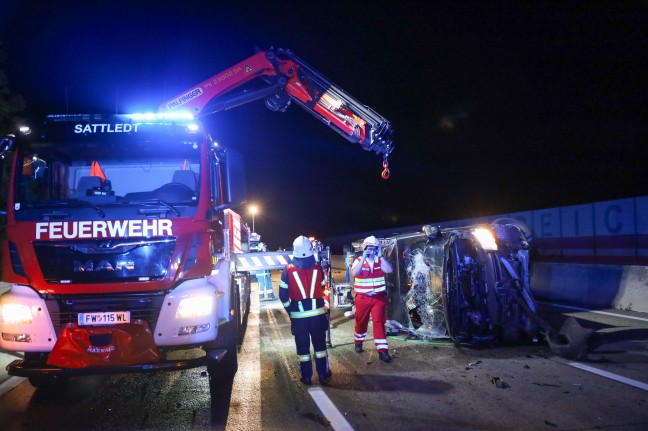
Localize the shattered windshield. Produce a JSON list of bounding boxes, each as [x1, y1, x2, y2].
[[384, 234, 448, 340], [14, 115, 202, 215]]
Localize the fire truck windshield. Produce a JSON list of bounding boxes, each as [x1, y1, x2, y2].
[[12, 114, 203, 220]]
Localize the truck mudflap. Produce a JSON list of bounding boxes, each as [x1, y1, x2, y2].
[[47, 321, 159, 368]]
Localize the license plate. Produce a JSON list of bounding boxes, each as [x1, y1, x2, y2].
[[77, 311, 131, 326]]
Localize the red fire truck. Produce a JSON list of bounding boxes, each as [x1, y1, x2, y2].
[[0, 47, 394, 392]]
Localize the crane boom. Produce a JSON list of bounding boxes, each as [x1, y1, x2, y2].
[[159, 47, 394, 166]]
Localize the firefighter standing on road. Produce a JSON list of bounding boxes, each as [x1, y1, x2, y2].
[[352, 235, 394, 362], [280, 236, 332, 385]]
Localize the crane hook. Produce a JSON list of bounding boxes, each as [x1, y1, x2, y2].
[[381, 156, 390, 180]]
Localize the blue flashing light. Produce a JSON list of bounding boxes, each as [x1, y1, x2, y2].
[[127, 112, 195, 122]]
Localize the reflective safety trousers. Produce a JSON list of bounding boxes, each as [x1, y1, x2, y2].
[[292, 313, 330, 379], [354, 293, 389, 352]]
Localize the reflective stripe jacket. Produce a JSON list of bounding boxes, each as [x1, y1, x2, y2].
[[280, 257, 327, 319], [353, 257, 387, 294]]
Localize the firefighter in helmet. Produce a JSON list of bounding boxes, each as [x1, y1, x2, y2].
[[280, 235, 332, 385], [351, 235, 394, 362]]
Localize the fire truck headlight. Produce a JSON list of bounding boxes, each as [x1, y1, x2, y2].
[[472, 228, 498, 251], [176, 296, 213, 319], [0, 303, 34, 324]]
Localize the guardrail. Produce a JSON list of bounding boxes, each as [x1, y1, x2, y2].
[[324, 195, 648, 266]]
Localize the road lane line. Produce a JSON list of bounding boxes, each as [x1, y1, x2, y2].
[[0, 376, 26, 398], [308, 387, 355, 431], [260, 282, 354, 430], [567, 362, 648, 392], [540, 301, 648, 323], [263, 299, 298, 376], [227, 287, 262, 431]]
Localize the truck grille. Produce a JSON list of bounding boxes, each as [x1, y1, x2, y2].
[[33, 238, 175, 284], [44, 292, 166, 333]]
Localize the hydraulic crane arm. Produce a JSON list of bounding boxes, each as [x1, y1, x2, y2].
[[159, 48, 394, 177]]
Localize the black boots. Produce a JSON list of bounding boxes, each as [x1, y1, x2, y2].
[[378, 351, 393, 362], [318, 369, 333, 385]]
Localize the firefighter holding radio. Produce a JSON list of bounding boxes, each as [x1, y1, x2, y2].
[[351, 235, 394, 362]]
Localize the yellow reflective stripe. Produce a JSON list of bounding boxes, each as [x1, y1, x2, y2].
[[354, 287, 372, 293], [292, 271, 307, 299], [310, 271, 317, 298], [298, 302, 304, 312], [298, 354, 311, 362], [279, 280, 288, 289], [314, 350, 328, 358], [354, 281, 385, 287], [354, 286, 386, 294], [282, 299, 291, 307], [354, 276, 386, 286], [290, 307, 327, 318], [375, 338, 388, 349]]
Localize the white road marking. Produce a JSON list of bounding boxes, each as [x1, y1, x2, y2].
[[227, 288, 262, 431], [0, 376, 26, 398], [308, 387, 355, 431], [261, 276, 355, 430], [568, 362, 648, 392]]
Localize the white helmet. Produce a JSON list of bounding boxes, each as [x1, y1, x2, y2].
[[362, 235, 379, 249], [292, 235, 314, 258]]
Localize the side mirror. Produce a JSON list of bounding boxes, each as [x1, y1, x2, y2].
[[0, 134, 16, 157], [221, 148, 247, 206]]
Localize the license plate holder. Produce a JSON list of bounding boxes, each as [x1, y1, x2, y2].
[[77, 311, 131, 326]]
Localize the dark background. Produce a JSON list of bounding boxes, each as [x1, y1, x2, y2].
[[1, 1, 646, 249]]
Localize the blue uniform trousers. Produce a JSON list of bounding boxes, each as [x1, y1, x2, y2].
[[292, 313, 329, 379]]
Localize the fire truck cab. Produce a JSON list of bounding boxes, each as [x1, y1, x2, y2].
[[0, 113, 248, 388]]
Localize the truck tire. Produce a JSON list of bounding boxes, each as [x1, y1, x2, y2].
[[232, 282, 242, 345], [207, 283, 240, 389], [207, 319, 238, 389], [238, 277, 251, 344]]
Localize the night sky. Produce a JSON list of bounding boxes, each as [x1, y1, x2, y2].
[[1, 1, 646, 249]]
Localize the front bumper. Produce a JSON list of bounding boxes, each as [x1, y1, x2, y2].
[[6, 347, 228, 377]]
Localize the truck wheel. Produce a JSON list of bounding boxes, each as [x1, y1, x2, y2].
[[208, 317, 239, 389], [238, 277, 251, 344], [233, 283, 243, 345]]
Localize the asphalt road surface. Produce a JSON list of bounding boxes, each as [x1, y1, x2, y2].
[[1, 269, 647, 431]]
